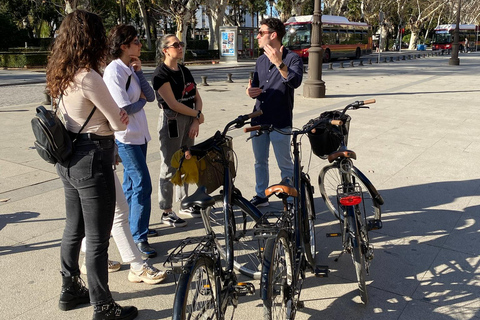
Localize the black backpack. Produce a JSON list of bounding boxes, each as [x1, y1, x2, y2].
[[31, 103, 96, 165]]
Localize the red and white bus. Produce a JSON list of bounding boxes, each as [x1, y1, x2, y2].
[[431, 24, 479, 52], [283, 15, 372, 62]]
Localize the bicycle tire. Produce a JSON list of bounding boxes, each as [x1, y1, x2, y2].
[[301, 176, 316, 268], [346, 209, 368, 304], [204, 194, 263, 279], [318, 164, 381, 221], [173, 255, 219, 320], [262, 229, 293, 320]]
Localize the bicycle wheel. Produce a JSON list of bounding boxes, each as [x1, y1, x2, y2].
[[301, 176, 316, 268], [346, 209, 368, 304], [262, 230, 293, 320], [319, 164, 381, 221], [204, 194, 263, 279], [173, 255, 218, 320]]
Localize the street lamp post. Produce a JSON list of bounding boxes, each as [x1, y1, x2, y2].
[[269, 0, 274, 17], [449, 0, 461, 65], [303, 0, 326, 98]]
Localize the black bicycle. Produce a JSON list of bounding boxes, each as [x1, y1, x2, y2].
[[245, 115, 341, 319], [314, 99, 384, 304], [165, 111, 267, 319]]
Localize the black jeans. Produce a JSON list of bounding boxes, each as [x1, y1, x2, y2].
[[56, 137, 116, 306]]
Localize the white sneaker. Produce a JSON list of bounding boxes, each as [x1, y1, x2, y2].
[[80, 258, 121, 275], [179, 207, 202, 218], [128, 263, 167, 285]]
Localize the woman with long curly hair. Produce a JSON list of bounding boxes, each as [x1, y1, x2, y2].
[[46, 10, 137, 320]]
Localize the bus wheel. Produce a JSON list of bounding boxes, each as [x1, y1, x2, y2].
[[355, 47, 361, 59], [323, 49, 331, 62]]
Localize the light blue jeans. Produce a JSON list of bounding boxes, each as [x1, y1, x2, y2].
[[251, 127, 294, 198], [116, 141, 152, 244]]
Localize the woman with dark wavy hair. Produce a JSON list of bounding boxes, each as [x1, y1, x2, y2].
[[46, 10, 137, 320]]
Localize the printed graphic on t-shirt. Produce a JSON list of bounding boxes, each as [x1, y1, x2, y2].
[[182, 82, 195, 97]]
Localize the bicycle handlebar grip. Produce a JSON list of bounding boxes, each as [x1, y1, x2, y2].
[[244, 125, 262, 133], [363, 99, 376, 105], [248, 110, 263, 119], [331, 119, 343, 126]]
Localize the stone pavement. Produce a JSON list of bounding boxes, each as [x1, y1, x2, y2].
[[1, 52, 480, 320]]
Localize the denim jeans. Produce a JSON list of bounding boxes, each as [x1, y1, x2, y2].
[[157, 110, 194, 210], [251, 127, 294, 198], [56, 138, 115, 306], [116, 141, 152, 244]]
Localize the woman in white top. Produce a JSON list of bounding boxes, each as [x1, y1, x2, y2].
[[103, 25, 157, 259]]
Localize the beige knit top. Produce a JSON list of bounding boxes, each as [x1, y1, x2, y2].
[[59, 69, 127, 136]]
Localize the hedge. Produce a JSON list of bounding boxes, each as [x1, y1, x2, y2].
[[0, 52, 49, 68]]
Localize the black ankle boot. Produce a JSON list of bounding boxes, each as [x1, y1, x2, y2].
[[58, 274, 90, 311], [92, 301, 138, 320]]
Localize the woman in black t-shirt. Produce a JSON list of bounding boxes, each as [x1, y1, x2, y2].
[[152, 34, 204, 227]]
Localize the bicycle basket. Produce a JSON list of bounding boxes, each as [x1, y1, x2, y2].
[[306, 110, 351, 159], [197, 136, 236, 194]]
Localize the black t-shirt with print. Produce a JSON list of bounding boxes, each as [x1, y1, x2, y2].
[[151, 63, 197, 110]]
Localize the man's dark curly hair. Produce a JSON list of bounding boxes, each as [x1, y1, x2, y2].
[[259, 18, 286, 41]]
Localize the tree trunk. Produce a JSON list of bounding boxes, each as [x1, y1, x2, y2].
[[136, 0, 152, 50], [409, 30, 420, 50]]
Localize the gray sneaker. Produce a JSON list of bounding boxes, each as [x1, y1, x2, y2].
[[161, 211, 187, 227]]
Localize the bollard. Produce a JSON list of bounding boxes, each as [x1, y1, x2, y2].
[[340, 62, 344, 68], [368, 59, 372, 64], [423, 53, 426, 58], [390, 56, 394, 62], [43, 90, 51, 105], [359, 60, 364, 66], [396, 56, 400, 61], [413, 54, 416, 59], [402, 55, 406, 60], [226, 73, 233, 83], [383, 57, 387, 63], [201, 75, 209, 86], [350, 60, 354, 67], [249, 71, 254, 80], [328, 62, 333, 70]]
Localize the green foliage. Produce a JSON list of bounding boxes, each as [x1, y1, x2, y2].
[[346, 0, 362, 22], [302, 0, 314, 15], [0, 52, 48, 68], [0, 12, 29, 50]]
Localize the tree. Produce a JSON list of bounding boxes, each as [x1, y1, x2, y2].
[[204, 0, 229, 50]]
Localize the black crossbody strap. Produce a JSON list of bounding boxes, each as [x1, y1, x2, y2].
[[59, 94, 97, 142], [126, 75, 131, 91]]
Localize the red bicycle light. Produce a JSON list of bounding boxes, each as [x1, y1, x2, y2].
[[339, 195, 362, 206]]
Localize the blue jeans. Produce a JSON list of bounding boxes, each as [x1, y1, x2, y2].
[[251, 127, 294, 198], [116, 141, 152, 244], [56, 138, 115, 306]]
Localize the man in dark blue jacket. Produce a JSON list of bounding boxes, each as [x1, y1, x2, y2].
[[246, 17, 304, 207]]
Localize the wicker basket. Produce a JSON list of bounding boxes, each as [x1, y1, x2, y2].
[[197, 136, 236, 194]]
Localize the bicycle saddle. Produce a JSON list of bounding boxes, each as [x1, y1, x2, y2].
[[265, 179, 298, 199], [327, 149, 357, 163], [181, 186, 215, 210]]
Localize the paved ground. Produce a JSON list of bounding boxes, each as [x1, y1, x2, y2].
[[1, 51, 479, 320]]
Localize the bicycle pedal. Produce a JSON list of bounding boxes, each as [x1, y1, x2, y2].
[[314, 265, 329, 277], [326, 232, 341, 237], [235, 282, 255, 296], [367, 219, 383, 231]]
